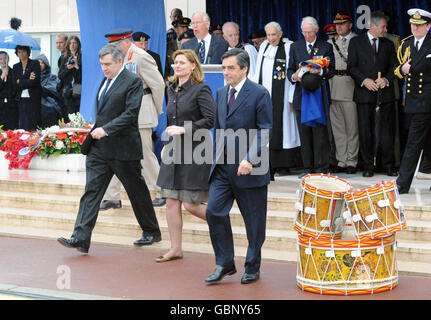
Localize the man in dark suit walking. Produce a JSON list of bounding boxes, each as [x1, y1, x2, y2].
[[287, 16, 335, 177], [57, 43, 161, 253], [394, 8, 431, 194], [181, 12, 229, 64], [347, 11, 398, 177], [205, 48, 272, 285]]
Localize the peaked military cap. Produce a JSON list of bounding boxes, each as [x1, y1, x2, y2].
[[132, 32, 150, 42], [105, 28, 133, 43], [324, 24, 337, 36], [333, 12, 353, 24], [408, 8, 431, 25], [172, 17, 191, 28]]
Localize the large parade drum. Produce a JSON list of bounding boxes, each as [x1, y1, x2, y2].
[[295, 174, 352, 239], [344, 181, 407, 240], [296, 231, 398, 295]]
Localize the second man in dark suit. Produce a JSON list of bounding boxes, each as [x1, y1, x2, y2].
[[205, 48, 272, 285], [347, 11, 398, 177]]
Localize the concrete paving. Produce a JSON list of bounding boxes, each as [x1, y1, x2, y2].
[[0, 236, 430, 301]]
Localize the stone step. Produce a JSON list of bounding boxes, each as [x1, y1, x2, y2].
[[0, 190, 430, 242], [0, 206, 430, 266], [0, 207, 297, 252], [0, 222, 428, 277]]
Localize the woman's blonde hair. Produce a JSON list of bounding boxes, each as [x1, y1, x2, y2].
[[168, 49, 204, 84]]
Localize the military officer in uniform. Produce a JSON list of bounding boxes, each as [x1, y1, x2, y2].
[[132, 31, 163, 76], [100, 29, 166, 214], [166, 17, 191, 79], [328, 13, 359, 174], [395, 9, 431, 194]]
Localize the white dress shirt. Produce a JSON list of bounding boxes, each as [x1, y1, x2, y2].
[[98, 67, 124, 100]]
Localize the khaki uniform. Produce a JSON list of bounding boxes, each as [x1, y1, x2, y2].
[[328, 33, 359, 168], [104, 44, 165, 200]]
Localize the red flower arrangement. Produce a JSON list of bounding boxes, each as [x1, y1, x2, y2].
[[0, 130, 37, 169], [0, 113, 92, 170]]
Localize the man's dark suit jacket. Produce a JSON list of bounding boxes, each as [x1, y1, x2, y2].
[[181, 34, 229, 64], [84, 69, 143, 160], [287, 38, 335, 111], [347, 33, 396, 104], [210, 78, 272, 188]]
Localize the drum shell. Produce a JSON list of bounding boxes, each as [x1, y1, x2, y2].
[[345, 181, 407, 240], [295, 174, 351, 239], [296, 234, 398, 295]]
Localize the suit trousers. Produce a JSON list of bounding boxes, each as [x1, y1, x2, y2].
[[330, 100, 359, 167], [397, 113, 431, 191], [295, 110, 330, 172], [103, 127, 161, 201], [206, 165, 267, 274], [72, 144, 161, 245], [357, 102, 395, 170]]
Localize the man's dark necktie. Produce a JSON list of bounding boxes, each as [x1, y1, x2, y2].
[[199, 40, 206, 64], [372, 38, 377, 54], [228, 87, 236, 112], [308, 44, 313, 55], [415, 40, 420, 52], [98, 78, 111, 109]]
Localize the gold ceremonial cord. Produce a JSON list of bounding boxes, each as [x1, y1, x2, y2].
[[394, 35, 414, 79]]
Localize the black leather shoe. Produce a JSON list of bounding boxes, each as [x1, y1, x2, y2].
[[205, 265, 236, 284], [241, 271, 260, 284], [99, 200, 122, 211], [385, 168, 398, 177], [152, 198, 166, 207], [363, 170, 374, 177], [346, 166, 356, 174], [57, 237, 89, 253], [133, 234, 162, 246]]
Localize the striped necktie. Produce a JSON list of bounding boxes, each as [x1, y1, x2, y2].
[[199, 40, 206, 64]]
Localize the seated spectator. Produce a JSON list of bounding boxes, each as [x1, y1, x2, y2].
[[37, 54, 62, 128]]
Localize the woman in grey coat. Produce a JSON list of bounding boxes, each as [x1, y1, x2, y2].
[[156, 49, 215, 262]]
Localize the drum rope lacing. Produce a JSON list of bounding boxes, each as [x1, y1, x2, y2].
[[297, 236, 398, 295], [347, 183, 405, 238]]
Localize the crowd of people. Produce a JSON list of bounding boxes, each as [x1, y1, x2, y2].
[[2, 6, 429, 285], [163, 8, 431, 188], [0, 18, 82, 130]]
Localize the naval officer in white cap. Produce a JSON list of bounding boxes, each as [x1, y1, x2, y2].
[[395, 8, 431, 194]]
